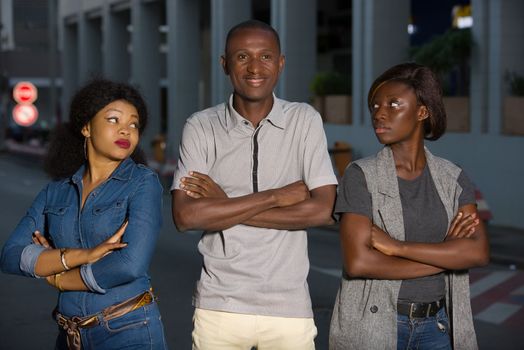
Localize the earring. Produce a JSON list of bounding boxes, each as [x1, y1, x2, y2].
[[83, 137, 88, 160]]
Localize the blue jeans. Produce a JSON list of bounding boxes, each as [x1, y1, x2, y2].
[[397, 307, 452, 350], [55, 302, 168, 349]]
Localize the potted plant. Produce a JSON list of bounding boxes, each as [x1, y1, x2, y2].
[[310, 71, 351, 124], [410, 28, 472, 132]]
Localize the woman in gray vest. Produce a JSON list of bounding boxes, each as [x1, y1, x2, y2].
[[329, 63, 489, 350]]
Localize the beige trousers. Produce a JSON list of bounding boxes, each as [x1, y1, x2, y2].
[[192, 308, 317, 350]]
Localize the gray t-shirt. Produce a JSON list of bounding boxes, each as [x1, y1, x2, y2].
[[335, 163, 475, 303], [172, 95, 338, 317]]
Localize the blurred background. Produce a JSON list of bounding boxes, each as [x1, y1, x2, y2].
[[0, 0, 522, 229], [0, 0, 523, 349]]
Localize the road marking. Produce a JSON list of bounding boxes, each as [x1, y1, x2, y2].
[[474, 302, 522, 324], [470, 271, 516, 298], [310, 265, 341, 278], [510, 285, 524, 296]]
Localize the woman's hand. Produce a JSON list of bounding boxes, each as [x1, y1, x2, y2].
[[85, 221, 128, 264], [32, 231, 52, 248], [445, 211, 479, 241], [371, 224, 400, 256], [180, 171, 228, 199]]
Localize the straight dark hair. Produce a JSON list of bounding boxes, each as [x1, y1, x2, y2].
[[368, 62, 447, 140]]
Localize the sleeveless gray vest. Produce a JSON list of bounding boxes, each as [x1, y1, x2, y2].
[[329, 146, 478, 350]]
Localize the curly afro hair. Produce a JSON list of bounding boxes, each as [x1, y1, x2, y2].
[[44, 78, 148, 179], [367, 62, 446, 141]]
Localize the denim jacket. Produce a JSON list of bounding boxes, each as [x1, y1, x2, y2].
[[0, 158, 163, 318]]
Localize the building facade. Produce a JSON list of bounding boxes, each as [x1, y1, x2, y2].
[[57, 0, 524, 228]]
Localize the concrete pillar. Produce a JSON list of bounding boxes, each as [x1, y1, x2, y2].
[[470, 0, 489, 134], [78, 12, 102, 84], [62, 20, 79, 118], [131, 0, 162, 155], [102, 4, 130, 82], [486, 0, 502, 135], [271, 0, 316, 103], [210, 0, 251, 105], [166, 0, 200, 159], [352, 0, 410, 126]]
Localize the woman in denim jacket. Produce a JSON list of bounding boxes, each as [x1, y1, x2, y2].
[[0, 79, 168, 349]]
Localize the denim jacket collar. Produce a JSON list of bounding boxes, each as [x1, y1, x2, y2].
[[71, 157, 136, 185]]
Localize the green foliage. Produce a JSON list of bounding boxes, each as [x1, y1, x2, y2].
[[506, 72, 524, 96], [310, 71, 351, 96], [410, 28, 472, 75]]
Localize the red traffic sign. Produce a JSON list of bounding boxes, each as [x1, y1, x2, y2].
[[12, 104, 39, 127], [13, 81, 38, 104]]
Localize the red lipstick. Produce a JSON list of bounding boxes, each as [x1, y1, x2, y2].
[[115, 139, 131, 149]]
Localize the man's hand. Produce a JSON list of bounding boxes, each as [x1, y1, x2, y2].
[[272, 180, 310, 207], [445, 211, 479, 241], [371, 224, 400, 256], [180, 171, 228, 199]]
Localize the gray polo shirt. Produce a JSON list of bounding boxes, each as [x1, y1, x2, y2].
[[171, 95, 337, 317]]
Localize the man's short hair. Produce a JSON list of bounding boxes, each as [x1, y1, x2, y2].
[[225, 19, 281, 54]]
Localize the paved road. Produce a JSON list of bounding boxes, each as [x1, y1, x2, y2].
[[0, 153, 523, 349]]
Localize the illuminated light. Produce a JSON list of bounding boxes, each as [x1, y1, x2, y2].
[[12, 104, 39, 127], [457, 16, 473, 29], [407, 24, 416, 35]]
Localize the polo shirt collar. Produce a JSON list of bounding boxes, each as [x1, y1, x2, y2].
[[224, 93, 285, 132]]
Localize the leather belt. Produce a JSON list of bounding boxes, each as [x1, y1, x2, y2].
[[397, 298, 445, 318], [53, 289, 155, 350]]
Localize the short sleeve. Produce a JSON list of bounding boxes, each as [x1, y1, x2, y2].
[[335, 163, 372, 219], [301, 110, 338, 190], [458, 170, 476, 207], [170, 118, 209, 191]]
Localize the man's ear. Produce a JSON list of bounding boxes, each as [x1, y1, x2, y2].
[[221, 55, 229, 75], [278, 54, 285, 75]]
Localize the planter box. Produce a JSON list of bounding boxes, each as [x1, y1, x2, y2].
[[443, 97, 470, 132], [312, 95, 352, 124], [503, 96, 524, 136]]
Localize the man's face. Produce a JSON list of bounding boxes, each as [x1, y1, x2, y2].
[[222, 27, 285, 104]]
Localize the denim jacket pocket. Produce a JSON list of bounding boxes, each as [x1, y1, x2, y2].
[[91, 199, 128, 240], [92, 199, 126, 216], [44, 205, 70, 240]]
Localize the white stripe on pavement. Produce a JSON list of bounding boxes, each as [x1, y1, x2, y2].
[[474, 302, 522, 324], [470, 271, 516, 298], [310, 265, 342, 278], [510, 285, 524, 295]]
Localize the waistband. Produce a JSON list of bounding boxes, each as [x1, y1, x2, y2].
[[53, 288, 155, 350], [397, 298, 445, 319]]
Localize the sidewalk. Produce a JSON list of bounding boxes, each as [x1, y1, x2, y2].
[[486, 224, 524, 269]]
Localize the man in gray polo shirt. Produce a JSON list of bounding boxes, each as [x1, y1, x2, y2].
[[171, 20, 337, 349]]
